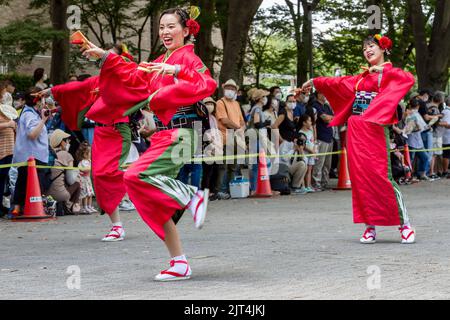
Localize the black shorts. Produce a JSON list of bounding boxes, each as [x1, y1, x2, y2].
[[443, 144, 450, 159]]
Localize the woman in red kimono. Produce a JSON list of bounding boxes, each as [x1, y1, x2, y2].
[[300, 34, 416, 244], [81, 7, 217, 281]]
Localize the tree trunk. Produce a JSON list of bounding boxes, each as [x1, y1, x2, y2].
[[192, 0, 216, 75], [50, 0, 69, 85], [219, 0, 263, 88], [408, 0, 450, 91]]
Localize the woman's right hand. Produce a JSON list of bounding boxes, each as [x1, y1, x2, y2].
[[81, 41, 105, 60]]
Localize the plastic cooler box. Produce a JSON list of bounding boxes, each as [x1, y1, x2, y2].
[[229, 176, 250, 199]]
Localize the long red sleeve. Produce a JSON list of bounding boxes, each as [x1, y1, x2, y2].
[[146, 53, 217, 125], [313, 75, 361, 127], [362, 68, 415, 125], [51, 76, 99, 131]]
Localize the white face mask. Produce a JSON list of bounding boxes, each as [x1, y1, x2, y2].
[[13, 101, 22, 109], [275, 93, 282, 100], [303, 96, 309, 103], [224, 90, 236, 100], [205, 103, 215, 114], [262, 97, 268, 106], [65, 143, 71, 151], [272, 99, 279, 108], [287, 102, 296, 110], [43, 74, 48, 81]]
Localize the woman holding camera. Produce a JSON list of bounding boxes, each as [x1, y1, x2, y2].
[[11, 87, 50, 215]]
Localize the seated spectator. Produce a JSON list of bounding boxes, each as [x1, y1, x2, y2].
[[47, 129, 81, 214], [12, 87, 50, 216]]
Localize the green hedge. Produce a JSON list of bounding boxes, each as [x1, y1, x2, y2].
[[0, 73, 34, 93]]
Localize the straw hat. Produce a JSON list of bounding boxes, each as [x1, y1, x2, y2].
[[49, 129, 71, 149], [222, 79, 239, 91], [251, 89, 270, 102], [203, 97, 216, 105]]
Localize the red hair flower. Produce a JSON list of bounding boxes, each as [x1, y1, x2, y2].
[[378, 36, 393, 51], [186, 19, 200, 37]]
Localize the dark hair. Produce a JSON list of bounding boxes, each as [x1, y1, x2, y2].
[[407, 98, 420, 110], [76, 141, 91, 163], [14, 92, 25, 100], [432, 91, 445, 104], [159, 8, 190, 43], [269, 86, 281, 95], [304, 93, 318, 126], [24, 87, 41, 107], [263, 94, 275, 111], [33, 68, 45, 83], [419, 89, 433, 97], [299, 113, 312, 128]]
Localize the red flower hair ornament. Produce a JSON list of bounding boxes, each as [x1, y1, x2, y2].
[[186, 19, 200, 37], [374, 34, 393, 54]]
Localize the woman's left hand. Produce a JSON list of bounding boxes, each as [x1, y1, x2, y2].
[[138, 62, 176, 76]]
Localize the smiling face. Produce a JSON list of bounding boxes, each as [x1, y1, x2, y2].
[[363, 41, 385, 66], [159, 13, 190, 52]]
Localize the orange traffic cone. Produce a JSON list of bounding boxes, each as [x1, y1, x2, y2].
[[333, 147, 352, 190], [12, 157, 55, 222], [403, 144, 412, 180], [252, 149, 272, 198]]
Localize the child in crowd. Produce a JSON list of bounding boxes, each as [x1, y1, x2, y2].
[[76, 142, 97, 214], [299, 114, 317, 193]]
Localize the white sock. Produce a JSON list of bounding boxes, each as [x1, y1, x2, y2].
[[401, 222, 411, 228], [112, 222, 123, 228], [168, 255, 189, 274]]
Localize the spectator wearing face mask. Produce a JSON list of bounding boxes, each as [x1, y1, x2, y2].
[[13, 92, 26, 115], [428, 91, 446, 179], [11, 87, 50, 216], [247, 89, 271, 192], [33, 68, 49, 90], [273, 94, 298, 142], [263, 94, 278, 127], [436, 93, 450, 178], [270, 86, 285, 111], [416, 89, 436, 179], [215, 79, 246, 199], [47, 129, 81, 214]]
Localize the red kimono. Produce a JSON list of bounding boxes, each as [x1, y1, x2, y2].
[[313, 62, 415, 226], [98, 44, 217, 240]]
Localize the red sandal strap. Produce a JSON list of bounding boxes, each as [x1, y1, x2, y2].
[[161, 260, 190, 277], [193, 196, 205, 222]]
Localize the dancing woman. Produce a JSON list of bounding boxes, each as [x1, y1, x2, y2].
[[81, 7, 217, 281], [300, 34, 416, 244]]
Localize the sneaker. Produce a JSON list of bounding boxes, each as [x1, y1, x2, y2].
[[217, 192, 231, 200], [419, 175, 434, 181], [209, 193, 218, 202], [119, 200, 135, 211], [79, 207, 90, 215], [292, 187, 307, 195], [360, 227, 376, 244], [400, 226, 416, 244], [87, 206, 98, 213], [188, 189, 209, 229], [305, 187, 315, 193], [154, 259, 192, 282], [430, 174, 440, 180], [101, 225, 125, 242]]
